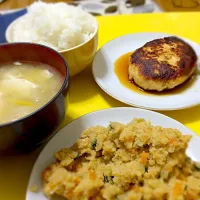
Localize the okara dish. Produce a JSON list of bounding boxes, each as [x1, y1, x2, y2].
[[42, 119, 200, 200], [129, 37, 197, 91]]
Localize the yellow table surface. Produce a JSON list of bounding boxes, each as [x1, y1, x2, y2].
[[0, 12, 200, 200]]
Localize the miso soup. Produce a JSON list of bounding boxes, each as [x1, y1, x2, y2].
[[0, 62, 64, 124]]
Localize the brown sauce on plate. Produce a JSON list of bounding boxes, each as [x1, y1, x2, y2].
[[114, 52, 196, 96]]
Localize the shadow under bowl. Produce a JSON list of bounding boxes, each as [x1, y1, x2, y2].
[[0, 43, 69, 154]]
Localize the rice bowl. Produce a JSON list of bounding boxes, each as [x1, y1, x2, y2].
[[6, 2, 98, 76], [6, 1, 97, 51]]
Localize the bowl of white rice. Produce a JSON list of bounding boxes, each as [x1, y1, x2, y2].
[[6, 1, 98, 76]]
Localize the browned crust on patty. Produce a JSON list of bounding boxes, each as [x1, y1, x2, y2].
[[130, 37, 197, 80]]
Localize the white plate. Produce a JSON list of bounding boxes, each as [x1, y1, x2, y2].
[[92, 32, 200, 110], [26, 107, 200, 200]]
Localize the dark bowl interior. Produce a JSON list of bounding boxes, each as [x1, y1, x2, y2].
[[0, 43, 69, 154]]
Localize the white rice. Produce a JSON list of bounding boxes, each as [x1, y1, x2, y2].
[[11, 1, 97, 51]]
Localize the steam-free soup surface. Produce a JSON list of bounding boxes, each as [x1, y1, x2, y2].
[[0, 62, 64, 124]]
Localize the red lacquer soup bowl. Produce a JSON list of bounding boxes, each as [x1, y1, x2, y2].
[[0, 43, 69, 153]]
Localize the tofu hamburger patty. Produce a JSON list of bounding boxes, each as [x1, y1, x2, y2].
[[128, 37, 197, 91]]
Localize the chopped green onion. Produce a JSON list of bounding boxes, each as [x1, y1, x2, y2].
[[74, 153, 81, 160], [92, 139, 97, 150], [145, 166, 148, 173], [109, 124, 114, 131], [194, 164, 200, 171]]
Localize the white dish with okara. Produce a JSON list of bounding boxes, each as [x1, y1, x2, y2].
[[26, 107, 200, 200]]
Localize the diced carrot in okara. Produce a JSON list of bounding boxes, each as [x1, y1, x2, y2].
[[173, 182, 183, 196], [125, 136, 133, 142], [41, 167, 51, 181], [169, 138, 175, 144], [89, 170, 96, 180], [74, 177, 80, 185], [66, 191, 74, 199], [186, 191, 195, 200], [141, 151, 148, 165]]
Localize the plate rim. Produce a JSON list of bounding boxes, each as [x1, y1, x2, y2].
[[26, 106, 200, 200], [92, 32, 200, 111], [0, 8, 26, 15]]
